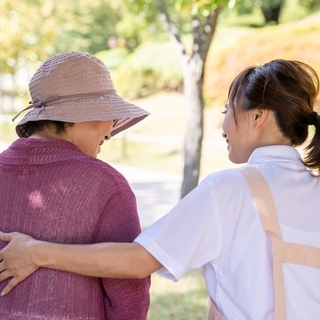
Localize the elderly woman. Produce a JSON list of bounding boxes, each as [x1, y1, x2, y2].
[[0, 51, 150, 319]]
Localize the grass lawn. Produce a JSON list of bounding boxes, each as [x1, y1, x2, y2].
[[148, 270, 208, 320]]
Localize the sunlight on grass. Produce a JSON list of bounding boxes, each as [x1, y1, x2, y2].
[[148, 270, 208, 320]]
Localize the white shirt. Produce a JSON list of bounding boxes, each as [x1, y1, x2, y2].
[[135, 145, 320, 319]]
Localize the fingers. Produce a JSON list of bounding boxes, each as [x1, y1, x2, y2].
[[0, 266, 39, 297], [0, 262, 39, 296], [0, 231, 15, 243], [0, 275, 25, 296], [0, 231, 10, 242], [0, 270, 14, 296], [0, 268, 12, 281], [0, 254, 15, 296], [0, 260, 5, 273], [0, 231, 39, 296]]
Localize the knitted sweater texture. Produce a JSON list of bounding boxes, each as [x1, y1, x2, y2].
[[0, 138, 150, 320]]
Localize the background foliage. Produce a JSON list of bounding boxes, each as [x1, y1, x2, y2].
[[1, 0, 319, 97], [1, 10, 319, 173]]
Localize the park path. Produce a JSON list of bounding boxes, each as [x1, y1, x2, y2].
[[0, 140, 180, 229]]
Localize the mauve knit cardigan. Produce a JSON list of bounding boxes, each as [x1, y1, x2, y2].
[[0, 138, 150, 320]]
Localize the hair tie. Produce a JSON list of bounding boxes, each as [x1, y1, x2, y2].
[[307, 111, 319, 126]]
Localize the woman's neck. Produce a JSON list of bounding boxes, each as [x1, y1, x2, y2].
[[29, 129, 71, 143]]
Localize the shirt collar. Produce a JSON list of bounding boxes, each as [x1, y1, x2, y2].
[[247, 145, 303, 165]]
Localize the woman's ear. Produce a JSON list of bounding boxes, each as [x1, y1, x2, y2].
[[253, 109, 268, 128]]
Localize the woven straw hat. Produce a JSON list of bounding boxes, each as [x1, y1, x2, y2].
[[14, 51, 150, 138]]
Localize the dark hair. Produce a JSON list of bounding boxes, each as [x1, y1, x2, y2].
[[228, 59, 320, 173], [23, 120, 74, 137]]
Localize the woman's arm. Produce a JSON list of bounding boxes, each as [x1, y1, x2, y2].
[[0, 232, 162, 295]]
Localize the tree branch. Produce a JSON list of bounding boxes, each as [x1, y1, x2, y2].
[[192, 14, 201, 55], [155, 0, 188, 62], [197, 6, 222, 61]]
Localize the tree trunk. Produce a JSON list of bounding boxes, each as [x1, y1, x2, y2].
[[261, 4, 282, 24], [155, 0, 221, 198], [180, 55, 204, 198]]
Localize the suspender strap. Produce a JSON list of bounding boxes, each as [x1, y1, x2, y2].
[[283, 243, 320, 268], [208, 166, 320, 320], [207, 299, 227, 320], [239, 167, 286, 320], [240, 167, 320, 319]]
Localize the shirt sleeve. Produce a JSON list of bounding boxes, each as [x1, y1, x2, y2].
[[135, 178, 222, 281], [93, 183, 150, 320]]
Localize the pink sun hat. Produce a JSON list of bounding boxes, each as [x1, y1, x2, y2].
[[13, 51, 150, 138]]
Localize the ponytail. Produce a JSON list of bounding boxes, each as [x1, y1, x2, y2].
[[304, 112, 320, 175]]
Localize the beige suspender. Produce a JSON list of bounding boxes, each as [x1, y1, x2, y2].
[[283, 243, 320, 268], [207, 300, 227, 320], [207, 166, 320, 320], [239, 167, 287, 319]]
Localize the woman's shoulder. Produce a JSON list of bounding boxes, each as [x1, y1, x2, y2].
[[203, 167, 246, 188], [198, 166, 258, 205], [81, 157, 129, 183]]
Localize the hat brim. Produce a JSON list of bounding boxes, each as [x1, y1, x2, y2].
[[15, 94, 150, 138]]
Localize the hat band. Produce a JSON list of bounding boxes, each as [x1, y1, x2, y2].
[[12, 89, 117, 122]]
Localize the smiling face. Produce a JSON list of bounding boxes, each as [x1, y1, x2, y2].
[[67, 120, 114, 158], [221, 99, 257, 164]]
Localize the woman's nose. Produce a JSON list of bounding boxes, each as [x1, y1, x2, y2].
[[222, 132, 227, 138]]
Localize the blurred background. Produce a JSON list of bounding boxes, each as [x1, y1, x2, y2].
[[1, 0, 320, 318]]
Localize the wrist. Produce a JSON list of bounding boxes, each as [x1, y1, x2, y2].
[[32, 239, 53, 268]]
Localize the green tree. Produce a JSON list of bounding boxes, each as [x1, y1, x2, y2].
[[233, 0, 320, 25], [260, 0, 283, 24], [233, 0, 284, 24], [114, 1, 165, 50], [0, 0, 125, 114], [53, 0, 121, 54], [0, 0, 122, 74], [0, 0, 56, 75], [297, 0, 320, 15], [124, 0, 231, 197], [0, 0, 59, 111]]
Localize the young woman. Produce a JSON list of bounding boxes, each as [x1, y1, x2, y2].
[[1, 59, 320, 320]]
